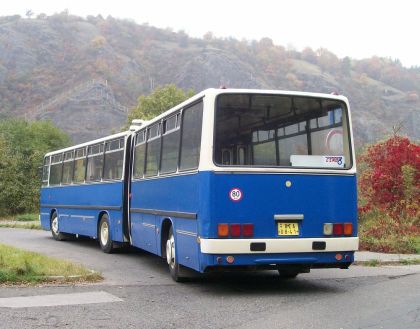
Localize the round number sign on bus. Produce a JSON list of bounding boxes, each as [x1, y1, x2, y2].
[[229, 188, 243, 202]]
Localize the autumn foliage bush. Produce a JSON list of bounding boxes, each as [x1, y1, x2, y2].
[[358, 135, 420, 253]]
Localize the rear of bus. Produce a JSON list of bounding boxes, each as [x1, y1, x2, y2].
[[198, 90, 358, 275]]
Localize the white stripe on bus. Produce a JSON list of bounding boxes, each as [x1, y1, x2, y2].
[[176, 229, 197, 237], [200, 237, 358, 254]]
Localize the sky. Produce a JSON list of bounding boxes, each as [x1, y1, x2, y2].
[[2, 0, 419, 67]]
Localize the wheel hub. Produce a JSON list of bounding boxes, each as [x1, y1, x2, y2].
[[166, 234, 175, 268], [52, 217, 58, 234], [100, 222, 109, 246]]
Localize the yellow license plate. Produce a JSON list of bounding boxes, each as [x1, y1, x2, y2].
[[277, 222, 299, 236]]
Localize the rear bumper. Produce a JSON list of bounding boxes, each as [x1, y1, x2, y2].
[[200, 237, 358, 254]]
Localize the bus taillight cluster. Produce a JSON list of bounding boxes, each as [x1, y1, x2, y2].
[[218, 223, 254, 238], [323, 223, 353, 236]]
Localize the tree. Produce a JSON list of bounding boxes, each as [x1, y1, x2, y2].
[[0, 119, 70, 215], [25, 10, 34, 19], [340, 56, 352, 76], [301, 47, 317, 64], [316, 48, 340, 73], [127, 84, 194, 124]]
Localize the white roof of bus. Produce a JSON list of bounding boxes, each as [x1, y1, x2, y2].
[[130, 88, 348, 131], [45, 131, 130, 157], [45, 88, 349, 157]]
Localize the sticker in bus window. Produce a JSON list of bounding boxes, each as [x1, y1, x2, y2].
[[290, 155, 345, 168]]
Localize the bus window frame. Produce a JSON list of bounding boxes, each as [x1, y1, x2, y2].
[[160, 113, 181, 175], [213, 93, 354, 171], [133, 130, 147, 180], [42, 156, 51, 186], [61, 149, 75, 185], [178, 100, 204, 173], [103, 137, 125, 181], [86, 143, 105, 182], [71, 146, 87, 184], [49, 153, 64, 186], [144, 122, 162, 178], [130, 98, 204, 181]]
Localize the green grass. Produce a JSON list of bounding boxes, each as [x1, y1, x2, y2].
[[0, 243, 102, 284], [355, 258, 420, 267], [362, 259, 380, 267], [409, 236, 420, 254], [359, 208, 420, 254], [399, 258, 420, 265], [0, 222, 42, 230], [15, 213, 38, 222], [0, 213, 41, 230]]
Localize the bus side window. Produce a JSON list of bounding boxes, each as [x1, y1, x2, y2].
[[86, 143, 104, 182], [134, 131, 146, 179], [104, 138, 124, 180], [62, 150, 74, 185], [179, 101, 203, 171], [42, 156, 50, 186], [145, 123, 161, 177], [73, 147, 87, 183], [49, 154, 63, 185], [161, 114, 180, 174]]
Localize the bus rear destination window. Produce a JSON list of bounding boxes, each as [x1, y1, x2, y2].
[[214, 94, 352, 169]]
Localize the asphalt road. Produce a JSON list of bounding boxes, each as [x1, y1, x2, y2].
[[0, 228, 419, 329]]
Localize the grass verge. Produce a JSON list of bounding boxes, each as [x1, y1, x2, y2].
[[359, 208, 420, 254], [355, 258, 420, 267], [0, 222, 42, 230], [15, 213, 39, 222], [0, 243, 102, 284], [0, 213, 41, 230]]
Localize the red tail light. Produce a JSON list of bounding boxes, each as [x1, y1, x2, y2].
[[230, 224, 241, 237], [333, 223, 344, 235], [242, 224, 254, 237]]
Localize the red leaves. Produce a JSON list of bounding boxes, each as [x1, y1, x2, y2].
[[358, 135, 420, 215], [358, 136, 419, 252]]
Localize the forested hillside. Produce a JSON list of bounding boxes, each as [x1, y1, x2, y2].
[[0, 13, 419, 145]]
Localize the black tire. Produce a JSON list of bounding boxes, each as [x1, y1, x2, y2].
[[98, 214, 115, 253], [166, 226, 189, 282], [278, 270, 299, 279], [50, 212, 69, 241]]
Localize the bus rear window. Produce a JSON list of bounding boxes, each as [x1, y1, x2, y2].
[[214, 94, 352, 169]]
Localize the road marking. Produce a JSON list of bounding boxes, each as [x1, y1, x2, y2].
[[0, 291, 122, 308]]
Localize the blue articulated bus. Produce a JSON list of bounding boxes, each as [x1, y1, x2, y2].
[[40, 88, 358, 281]]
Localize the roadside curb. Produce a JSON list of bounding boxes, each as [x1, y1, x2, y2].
[[354, 251, 420, 265]]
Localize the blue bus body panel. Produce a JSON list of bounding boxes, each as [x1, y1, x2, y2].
[[129, 171, 357, 272], [130, 174, 201, 270], [205, 172, 358, 238], [40, 181, 124, 242]]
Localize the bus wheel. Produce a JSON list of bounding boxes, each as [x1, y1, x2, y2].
[[50, 212, 67, 241], [166, 226, 188, 282], [278, 270, 299, 279], [98, 214, 115, 254]]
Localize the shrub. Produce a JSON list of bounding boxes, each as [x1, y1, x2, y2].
[[359, 135, 419, 216], [358, 135, 420, 253]]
